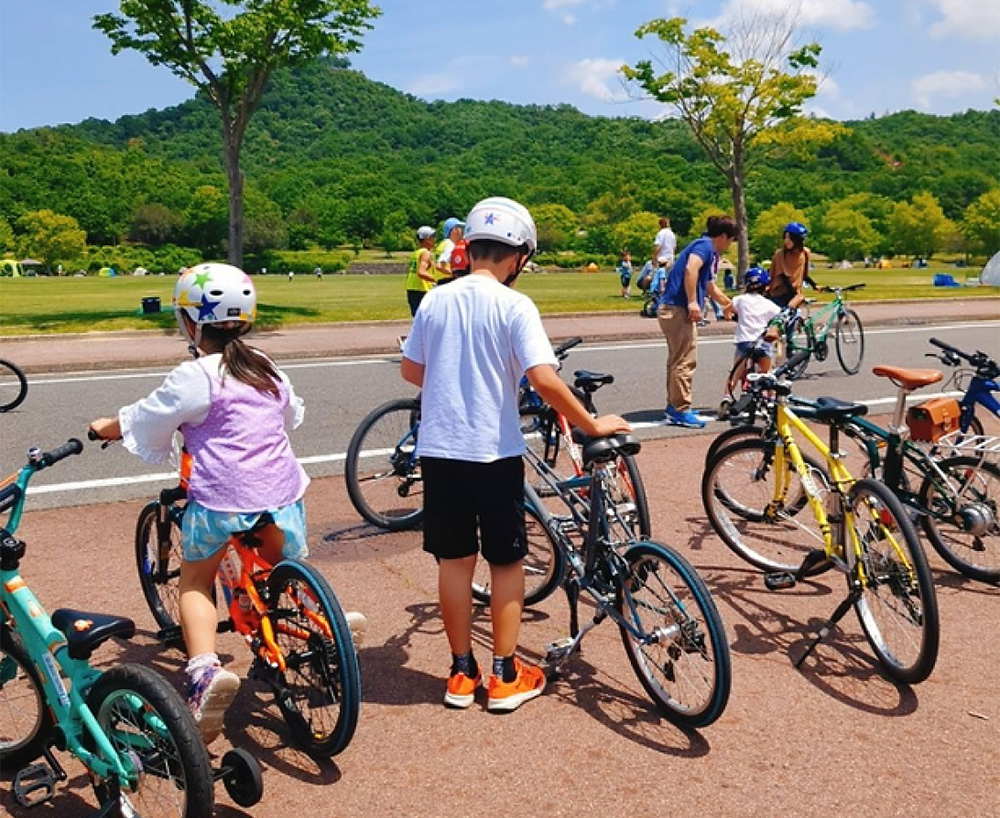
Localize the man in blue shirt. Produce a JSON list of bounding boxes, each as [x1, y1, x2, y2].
[[657, 215, 737, 428]]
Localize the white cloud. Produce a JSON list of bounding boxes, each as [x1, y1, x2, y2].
[[564, 57, 629, 102], [708, 0, 876, 32], [510, 55, 531, 68], [407, 73, 463, 97], [911, 69, 986, 108], [924, 0, 1000, 41], [541, 0, 616, 26], [811, 72, 841, 98]]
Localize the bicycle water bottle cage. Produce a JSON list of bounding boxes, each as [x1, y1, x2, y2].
[[573, 370, 614, 394], [50, 609, 136, 660], [0, 529, 26, 570], [812, 397, 868, 423], [577, 433, 641, 467]]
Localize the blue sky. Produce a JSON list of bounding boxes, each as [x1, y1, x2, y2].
[[1, 0, 997, 132]]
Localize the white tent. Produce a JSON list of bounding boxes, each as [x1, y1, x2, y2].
[[981, 252, 1000, 287]]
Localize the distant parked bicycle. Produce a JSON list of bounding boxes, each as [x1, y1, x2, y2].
[[0, 359, 28, 412], [778, 284, 866, 379]]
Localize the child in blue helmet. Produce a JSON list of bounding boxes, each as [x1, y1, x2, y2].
[[720, 266, 782, 417]]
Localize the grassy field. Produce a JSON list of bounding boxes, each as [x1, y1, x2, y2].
[[0, 266, 995, 335]]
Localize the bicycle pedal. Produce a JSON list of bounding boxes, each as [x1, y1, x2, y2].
[[13, 762, 57, 807], [544, 636, 576, 665], [764, 572, 797, 591]]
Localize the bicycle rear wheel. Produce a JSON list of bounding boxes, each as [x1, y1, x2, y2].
[[264, 560, 361, 757], [702, 438, 831, 574], [617, 541, 731, 728], [87, 663, 214, 818], [471, 502, 566, 607], [0, 359, 28, 413], [0, 625, 54, 769], [345, 397, 423, 530], [845, 478, 939, 684], [834, 309, 865, 375], [919, 455, 1000, 584]]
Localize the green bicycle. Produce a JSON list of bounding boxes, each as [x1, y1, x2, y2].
[[780, 283, 866, 379]]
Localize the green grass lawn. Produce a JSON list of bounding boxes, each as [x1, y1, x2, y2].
[[0, 266, 995, 335]]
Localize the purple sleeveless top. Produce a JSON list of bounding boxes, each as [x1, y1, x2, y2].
[[181, 359, 309, 512]]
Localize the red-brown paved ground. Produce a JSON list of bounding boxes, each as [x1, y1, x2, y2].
[[3, 420, 998, 818]]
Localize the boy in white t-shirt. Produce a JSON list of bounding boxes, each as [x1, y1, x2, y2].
[[401, 197, 629, 713], [720, 266, 782, 416]]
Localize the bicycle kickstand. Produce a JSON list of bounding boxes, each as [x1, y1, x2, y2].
[[794, 580, 862, 669], [544, 579, 582, 678]]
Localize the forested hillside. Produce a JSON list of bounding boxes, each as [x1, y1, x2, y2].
[[1, 58, 997, 271]]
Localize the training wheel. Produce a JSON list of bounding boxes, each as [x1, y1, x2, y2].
[[219, 748, 264, 807]]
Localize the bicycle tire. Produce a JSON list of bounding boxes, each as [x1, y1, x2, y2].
[[834, 308, 865, 375], [616, 452, 652, 539], [135, 501, 184, 633], [471, 501, 566, 607], [844, 478, 939, 683], [704, 424, 765, 467], [0, 359, 28, 413], [87, 663, 214, 818], [785, 321, 813, 379], [265, 560, 361, 757], [617, 541, 731, 728], [345, 397, 423, 531], [919, 455, 1000, 584], [0, 625, 54, 769], [702, 437, 832, 575]]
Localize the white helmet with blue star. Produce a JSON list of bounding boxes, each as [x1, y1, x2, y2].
[[173, 262, 257, 346]]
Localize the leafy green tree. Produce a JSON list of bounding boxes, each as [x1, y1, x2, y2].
[[131, 203, 183, 246], [750, 203, 807, 262], [889, 192, 954, 259], [816, 202, 878, 261], [532, 203, 578, 253], [94, 0, 380, 267], [613, 211, 660, 263], [623, 12, 837, 274], [16, 210, 87, 270], [960, 189, 1000, 256], [0, 217, 15, 257], [184, 185, 228, 255]]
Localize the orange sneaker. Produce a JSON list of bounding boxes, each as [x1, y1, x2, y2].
[[444, 669, 482, 709], [487, 659, 546, 712]]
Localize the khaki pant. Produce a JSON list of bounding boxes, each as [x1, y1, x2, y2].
[[657, 304, 698, 412]]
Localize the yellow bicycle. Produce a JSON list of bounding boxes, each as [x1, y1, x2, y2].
[[701, 353, 939, 683]]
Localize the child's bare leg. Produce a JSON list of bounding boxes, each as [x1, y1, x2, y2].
[[439, 555, 477, 656], [759, 355, 773, 374], [488, 560, 525, 657], [179, 549, 227, 658]]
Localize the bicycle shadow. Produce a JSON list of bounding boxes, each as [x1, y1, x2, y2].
[[315, 519, 422, 563], [706, 565, 920, 716], [931, 567, 1000, 597]]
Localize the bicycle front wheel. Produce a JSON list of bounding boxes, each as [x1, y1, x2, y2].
[[345, 397, 423, 530], [919, 455, 1000, 584], [834, 309, 865, 375], [845, 478, 939, 684], [618, 541, 731, 728], [0, 625, 54, 769], [702, 438, 830, 574], [87, 664, 214, 818], [265, 560, 361, 757], [471, 502, 566, 607], [135, 501, 184, 634], [0, 359, 28, 413]]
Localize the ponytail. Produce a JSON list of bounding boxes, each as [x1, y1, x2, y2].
[[201, 324, 281, 397]]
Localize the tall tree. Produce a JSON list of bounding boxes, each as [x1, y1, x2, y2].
[[16, 210, 88, 271], [94, 0, 379, 268], [623, 10, 838, 274]]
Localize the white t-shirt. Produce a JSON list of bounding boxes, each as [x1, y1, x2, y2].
[[436, 238, 455, 266], [732, 293, 782, 343], [654, 227, 676, 266], [402, 274, 557, 462]]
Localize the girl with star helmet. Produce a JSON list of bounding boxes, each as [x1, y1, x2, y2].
[[174, 262, 257, 349]]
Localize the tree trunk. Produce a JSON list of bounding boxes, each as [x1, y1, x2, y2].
[[728, 148, 750, 280], [222, 120, 244, 268]]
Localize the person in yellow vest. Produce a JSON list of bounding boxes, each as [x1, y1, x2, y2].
[[434, 217, 465, 285], [406, 226, 438, 316]]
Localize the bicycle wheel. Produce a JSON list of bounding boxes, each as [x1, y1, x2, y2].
[[135, 501, 184, 632], [345, 397, 423, 530], [844, 478, 939, 684], [704, 424, 765, 467], [0, 359, 28, 413], [919, 455, 1000, 584], [617, 541, 731, 728], [609, 452, 652, 539], [702, 438, 831, 574], [834, 309, 865, 375], [0, 625, 54, 769], [785, 321, 813, 379], [264, 560, 361, 757], [471, 502, 566, 607], [87, 663, 214, 818]]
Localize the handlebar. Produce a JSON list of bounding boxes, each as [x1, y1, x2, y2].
[[773, 350, 811, 378], [36, 438, 84, 468], [928, 337, 999, 378], [553, 337, 582, 360]]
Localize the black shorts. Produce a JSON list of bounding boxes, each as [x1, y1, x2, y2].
[[421, 456, 527, 566]]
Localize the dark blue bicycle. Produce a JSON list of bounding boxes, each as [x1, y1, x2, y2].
[[926, 337, 1000, 438]]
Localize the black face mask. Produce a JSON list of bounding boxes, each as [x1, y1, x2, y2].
[[502, 247, 534, 287]]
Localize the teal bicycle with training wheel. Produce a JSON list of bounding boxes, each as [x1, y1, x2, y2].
[[779, 283, 866, 379], [1, 439, 263, 816]]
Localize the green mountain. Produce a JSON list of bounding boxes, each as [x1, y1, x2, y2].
[[1, 58, 997, 253]]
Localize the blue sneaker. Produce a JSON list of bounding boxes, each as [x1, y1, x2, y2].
[[665, 406, 706, 429]]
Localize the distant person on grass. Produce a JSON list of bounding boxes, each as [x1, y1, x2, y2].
[[405, 225, 438, 316], [653, 216, 676, 271], [657, 215, 736, 429], [400, 196, 629, 712]]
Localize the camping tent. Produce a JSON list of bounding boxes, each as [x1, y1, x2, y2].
[[0, 259, 22, 277], [981, 252, 1000, 287]]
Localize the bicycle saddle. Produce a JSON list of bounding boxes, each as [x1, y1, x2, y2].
[[574, 432, 641, 465], [872, 365, 943, 392], [812, 397, 869, 422], [51, 608, 136, 660], [573, 370, 614, 393]]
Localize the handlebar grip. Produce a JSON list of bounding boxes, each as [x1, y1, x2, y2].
[[554, 337, 582, 357], [41, 438, 84, 467], [87, 429, 102, 441], [774, 349, 810, 377]]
